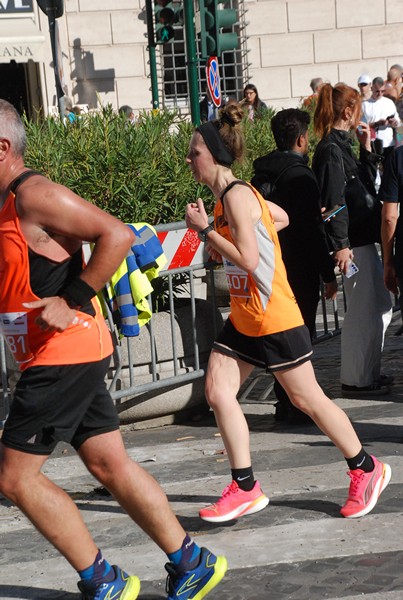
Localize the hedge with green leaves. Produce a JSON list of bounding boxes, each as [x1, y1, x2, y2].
[[24, 104, 318, 224]]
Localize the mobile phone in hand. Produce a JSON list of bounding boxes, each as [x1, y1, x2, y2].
[[345, 261, 359, 278], [322, 204, 346, 222]]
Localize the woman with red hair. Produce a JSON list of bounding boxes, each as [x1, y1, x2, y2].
[[312, 83, 393, 397]]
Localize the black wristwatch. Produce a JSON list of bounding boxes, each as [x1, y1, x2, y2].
[[198, 224, 214, 242]]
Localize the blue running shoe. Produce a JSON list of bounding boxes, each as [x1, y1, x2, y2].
[[78, 565, 140, 600], [165, 547, 227, 600]]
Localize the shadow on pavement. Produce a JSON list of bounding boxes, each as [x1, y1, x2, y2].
[[0, 586, 77, 599], [268, 497, 341, 517], [0, 586, 166, 600]]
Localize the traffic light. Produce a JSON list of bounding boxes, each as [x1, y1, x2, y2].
[[199, 0, 238, 59], [154, 0, 183, 44], [199, 0, 215, 58]]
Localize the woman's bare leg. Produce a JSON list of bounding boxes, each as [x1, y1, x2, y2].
[[275, 361, 362, 458], [205, 349, 255, 468]]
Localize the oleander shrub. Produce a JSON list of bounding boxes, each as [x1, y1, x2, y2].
[[24, 106, 207, 224], [23, 104, 309, 224]]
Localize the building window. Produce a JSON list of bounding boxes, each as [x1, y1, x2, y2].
[[158, 0, 248, 112]]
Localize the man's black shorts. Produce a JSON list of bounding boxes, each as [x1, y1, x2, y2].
[[213, 318, 313, 372], [1, 356, 120, 455]]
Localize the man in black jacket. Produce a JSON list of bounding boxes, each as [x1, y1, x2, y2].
[[252, 108, 337, 423]]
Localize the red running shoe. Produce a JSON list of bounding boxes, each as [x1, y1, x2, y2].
[[199, 480, 269, 523], [340, 455, 391, 518]]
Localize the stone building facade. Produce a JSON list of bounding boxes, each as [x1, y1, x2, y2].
[[0, 0, 402, 116], [246, 0, 403, 109]]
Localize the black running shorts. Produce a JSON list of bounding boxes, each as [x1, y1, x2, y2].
[[213, 318, 313, 372], [1, 356, 120, 455]]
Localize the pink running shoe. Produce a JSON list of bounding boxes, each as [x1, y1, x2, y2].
[[199, 480, 269, 523], [340, 455, 392, 518]]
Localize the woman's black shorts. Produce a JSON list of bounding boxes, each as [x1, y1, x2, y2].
[[213, 318, 313, 372]]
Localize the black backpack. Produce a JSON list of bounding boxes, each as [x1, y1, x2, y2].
[[251, 162, 310, 200]]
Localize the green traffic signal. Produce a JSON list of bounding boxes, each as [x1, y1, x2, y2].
[[199, 0, 216, 57], [215, 0, 238, 55], [199, 0, 238, 59], [154, 0, 183, 44]]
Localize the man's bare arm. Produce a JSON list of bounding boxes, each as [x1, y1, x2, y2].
[[17, 177, 135, 292], [381, 201, 399, 294], [18, 177, 135, 331]]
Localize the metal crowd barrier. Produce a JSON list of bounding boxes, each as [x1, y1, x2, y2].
[[0, 221, 347, 426], [106, 261, 223, 402]]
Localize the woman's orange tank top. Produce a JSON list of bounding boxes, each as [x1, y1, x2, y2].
[[214, 181, 303, 337], [0, 190, 113, 371]]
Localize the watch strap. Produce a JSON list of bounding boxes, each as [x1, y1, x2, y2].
[[198, 224, 214, 242]]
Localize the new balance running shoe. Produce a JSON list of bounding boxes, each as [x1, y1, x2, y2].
[[199, 480, 269, 523], [78, 565, 140, 600], [165, 547, 227, 600], [340, 455, 392, 518]]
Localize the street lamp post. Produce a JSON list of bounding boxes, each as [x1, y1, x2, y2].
[[37, 0, 65, 116]]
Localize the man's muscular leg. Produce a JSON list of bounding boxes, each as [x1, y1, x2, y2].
[[0, 444, 98, 571], [78, 430, 186, 555]]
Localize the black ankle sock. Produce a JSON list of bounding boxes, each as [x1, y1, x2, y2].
[[231, 467, 255, 491], [346, 449, 374, 473]]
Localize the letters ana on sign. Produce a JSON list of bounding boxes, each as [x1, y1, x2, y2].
[[0, 0, 33, 13], [0, 46, 34, 58]]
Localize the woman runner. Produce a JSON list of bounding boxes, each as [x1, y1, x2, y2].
[[185, 101, 391, 523]]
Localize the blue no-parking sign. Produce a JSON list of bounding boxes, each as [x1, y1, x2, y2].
[[206, 56, 221, 108]]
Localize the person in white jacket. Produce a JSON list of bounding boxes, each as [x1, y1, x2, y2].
[[362, 77, 401, 157]]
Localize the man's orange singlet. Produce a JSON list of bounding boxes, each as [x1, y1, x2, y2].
[[0, 187, 112, 371]]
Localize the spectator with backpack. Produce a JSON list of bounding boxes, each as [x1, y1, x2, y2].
[[251, 108, 337, 423]]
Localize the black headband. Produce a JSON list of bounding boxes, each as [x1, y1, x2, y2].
[[196, 121, 235, 167]]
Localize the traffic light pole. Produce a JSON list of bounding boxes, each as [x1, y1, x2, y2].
[[183, 0, 200, 126], [146, 0, 160, 110]]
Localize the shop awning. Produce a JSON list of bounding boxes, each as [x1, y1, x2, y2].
[[0, 18, 45, 63]]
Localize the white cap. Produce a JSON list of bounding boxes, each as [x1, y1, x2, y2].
[[357, 74, 371, 85]]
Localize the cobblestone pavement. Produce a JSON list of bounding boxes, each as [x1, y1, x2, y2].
[[0, 316, 402, 599]]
